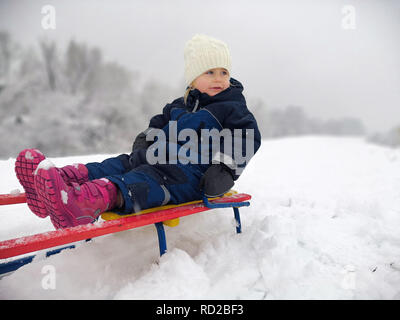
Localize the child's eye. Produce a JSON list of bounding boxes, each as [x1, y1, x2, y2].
[[206, 70, 214, 75]]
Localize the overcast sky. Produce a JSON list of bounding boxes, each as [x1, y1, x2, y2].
[[0, 0, 399, 133]]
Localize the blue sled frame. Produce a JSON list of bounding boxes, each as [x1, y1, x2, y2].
[[154, 195, 249, 256]]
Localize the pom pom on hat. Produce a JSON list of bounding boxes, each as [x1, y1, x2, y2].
[[184, 34, 231, 86]]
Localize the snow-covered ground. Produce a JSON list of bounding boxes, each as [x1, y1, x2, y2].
[[1, 136, 400, 299]]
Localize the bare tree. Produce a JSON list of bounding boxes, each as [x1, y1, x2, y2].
[[39, 38, 58, 91], [0, 30, 18, 91]]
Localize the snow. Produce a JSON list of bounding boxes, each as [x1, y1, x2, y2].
[[34, 158, 55, 175], [9, 189, 21, 195], [61, 190, 68, 205], [24, 151, 34, 160], [1, 136, 400, 299]]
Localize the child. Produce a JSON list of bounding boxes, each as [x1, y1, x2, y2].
[[15, 34, 261, 229]]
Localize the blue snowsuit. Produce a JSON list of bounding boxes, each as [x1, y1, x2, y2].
[[85, 78, 261, 214]]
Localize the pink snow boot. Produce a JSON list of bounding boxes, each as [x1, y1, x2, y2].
[[34, 160, 118, 229], [15, 149, 47, 218], [15, 148, 90, 218]]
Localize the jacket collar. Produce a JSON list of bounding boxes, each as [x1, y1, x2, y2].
[[185, 78, 244, 111]]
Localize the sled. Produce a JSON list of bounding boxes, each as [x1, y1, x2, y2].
[[0, 192, 26, 205], [0, 190, 251, 277]]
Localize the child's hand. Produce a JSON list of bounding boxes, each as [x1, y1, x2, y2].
[[198, 164, 234, 197]]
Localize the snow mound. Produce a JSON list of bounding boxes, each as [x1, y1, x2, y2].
[[1, 137, 400, 299]]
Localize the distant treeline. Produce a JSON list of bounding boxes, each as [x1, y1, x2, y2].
[[0, 31, 398, 158]]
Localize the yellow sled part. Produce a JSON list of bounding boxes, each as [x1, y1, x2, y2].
[[100, 190, 238, 227], [162, 218, 180, 227]]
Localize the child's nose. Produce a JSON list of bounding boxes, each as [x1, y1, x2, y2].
[[214, 73, 223, 81]]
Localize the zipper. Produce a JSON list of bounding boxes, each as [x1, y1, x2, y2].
[[192, 99, 200, 113]]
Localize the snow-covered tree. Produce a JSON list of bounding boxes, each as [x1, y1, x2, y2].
[[39, 38, 58, 91], [368, 125, 400, 148]]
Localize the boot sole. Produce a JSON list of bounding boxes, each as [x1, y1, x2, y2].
[[15, 149, 48, 218], [35, 167, 75, 229]]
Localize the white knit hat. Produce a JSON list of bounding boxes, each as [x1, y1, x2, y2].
[[184, 34, 231, 86]]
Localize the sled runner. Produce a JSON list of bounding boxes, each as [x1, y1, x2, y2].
[[0, 190, 251, 277]]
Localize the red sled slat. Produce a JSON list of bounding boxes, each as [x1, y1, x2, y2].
[[0, 193, 27, 205], [0, 193, 251, 259]]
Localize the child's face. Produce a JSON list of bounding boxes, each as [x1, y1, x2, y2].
[[192, 68, 230, 96]]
